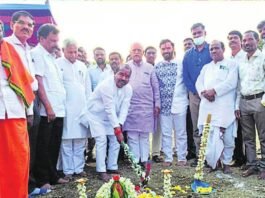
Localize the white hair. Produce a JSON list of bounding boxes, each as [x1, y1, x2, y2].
[[62, 38, 78, 49]]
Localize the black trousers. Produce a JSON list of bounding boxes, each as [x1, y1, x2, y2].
[[28, 98, 41, 193], [233, 123, 246, 164], [186, 106, 196, 156], [34, 116, 63, 186]]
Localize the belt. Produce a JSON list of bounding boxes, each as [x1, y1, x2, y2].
[[241, 92, 264, 100]]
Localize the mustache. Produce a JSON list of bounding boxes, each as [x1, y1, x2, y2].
[[119, 80, 127, 84], [21, 28, 30, 33], [230, 41, 238, 44]]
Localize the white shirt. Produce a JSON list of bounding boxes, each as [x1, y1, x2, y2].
[[57, 57, 88, 139], [87, 64, 112, 91], [171, 60, 188, 114], [80, 77, 132, 137], [5, 34, 38, 116], [31, 44, 66, 117], [229, 49, 246, 110], [0, 57, 26, 119], [230, 49, 246, 63], [196, 58, 238, 128]]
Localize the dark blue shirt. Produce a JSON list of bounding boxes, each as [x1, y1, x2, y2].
[[183, 43, 212, 94]]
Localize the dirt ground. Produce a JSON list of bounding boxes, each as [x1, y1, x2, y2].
[[39, 157, 265, 198]]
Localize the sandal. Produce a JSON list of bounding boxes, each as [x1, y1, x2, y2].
[[242, 168, 257, 177], [152, 155, 164, 163], [29, 187, 51, 196], [163, 162, 172, 167], [257, 171, 265, 180], [176, 161, 187, 166], [40, 183, 55, 190], [207, 167, 217, 173]]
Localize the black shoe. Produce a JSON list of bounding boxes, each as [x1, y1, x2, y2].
[[204, 160, 210, 168], [186, 152, 196, 160], [107, 169, 120, 174], [190, 159, 198, 167], [86, 157, 96, 163]]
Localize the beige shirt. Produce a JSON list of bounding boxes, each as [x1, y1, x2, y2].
[[238, 49, 265, 97]]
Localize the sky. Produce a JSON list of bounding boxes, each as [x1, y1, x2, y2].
[[1, 0, 265, 61]]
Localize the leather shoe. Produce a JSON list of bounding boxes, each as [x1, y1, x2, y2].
[[107, 169, 120, 174], [186, 152, 196, 160], [99, 172, 111, 182]]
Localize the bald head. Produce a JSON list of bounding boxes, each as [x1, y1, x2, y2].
[[130, 42, 144, 64], [210, 40, 225, 63]]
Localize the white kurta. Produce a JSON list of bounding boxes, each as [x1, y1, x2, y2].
[[81, 77, 133, 137], [196, 58, 238, 129], [171, 60, 188, 114], [57, 58, 88, 139], [196, 58, 238, 168]]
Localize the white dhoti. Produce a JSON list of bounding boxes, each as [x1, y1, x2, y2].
[[204, 122, 236, 169], [127, 131, 150, 163], [61, 138, 87, 175], [161, 111, 187, 162], [95, 135, 120, 172]]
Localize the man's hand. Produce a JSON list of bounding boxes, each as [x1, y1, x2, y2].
[[205, 89, 216, 97], [114, 127, 124, 143], [220, 127, 226, 133], [154, 106, 160, 117], [235, 110, 241, 119], [201, 89, 216, 102], [27, 115, 34, 127], [46, 106, 56, 123]]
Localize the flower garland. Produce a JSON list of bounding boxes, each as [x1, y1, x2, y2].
[[95, 176, 138, 198], [121, 141, 150, 187], [162, 169, 173, 198], [76, 178, 88, 198], [191, 114, 213, 195], [194, 114, 211, 181]]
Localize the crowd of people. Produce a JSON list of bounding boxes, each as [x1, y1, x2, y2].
[[1, 10, 265, 198]]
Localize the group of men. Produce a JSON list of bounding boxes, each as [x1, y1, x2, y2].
[[1, 9, 265, 198]]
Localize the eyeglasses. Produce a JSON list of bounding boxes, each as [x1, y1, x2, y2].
[[15, 20, 35, 28]]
